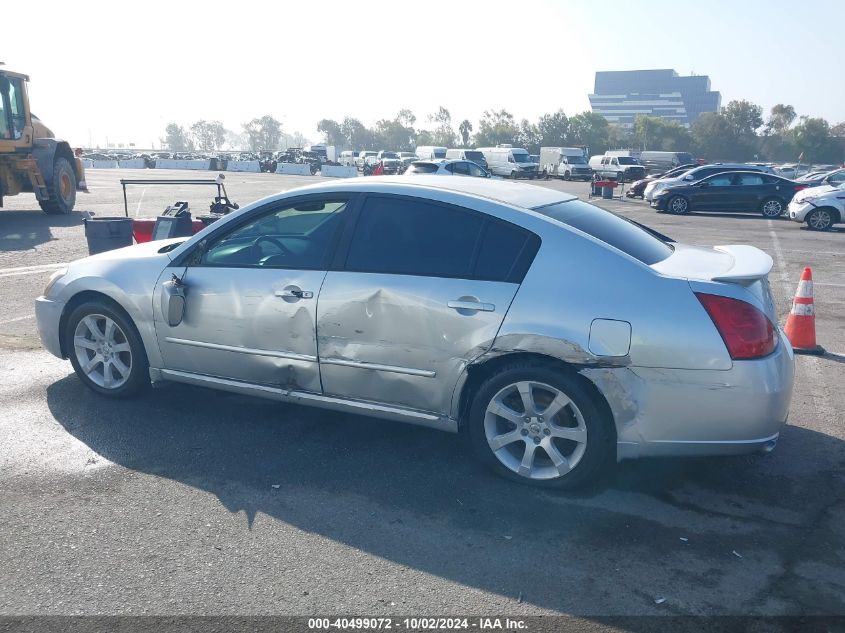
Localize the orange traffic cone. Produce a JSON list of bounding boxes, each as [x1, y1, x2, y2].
[[783, 267, 825, 355]]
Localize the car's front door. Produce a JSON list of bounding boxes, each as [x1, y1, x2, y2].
[[316, 194, 539, 415], [154, 196, 351, 392], [691, 173, 735, 210]]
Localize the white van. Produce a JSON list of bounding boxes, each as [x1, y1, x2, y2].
[[478, 147, 539, 179], [339, 150, 357, 167], [445, 149, 488, 170], [539, 147, 592, 181], [415, 146, 447, 161]]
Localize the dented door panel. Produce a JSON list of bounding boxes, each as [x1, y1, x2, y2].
[[154, 267, 326, 392], [316, 272, 519, 414]]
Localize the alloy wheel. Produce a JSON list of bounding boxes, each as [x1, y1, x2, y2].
[[73, 314, 133, 389], [808, 209, 832, 230], [762, 199, 783, 217], [484, 380, 588, 481], [669, 196, 689, 214]]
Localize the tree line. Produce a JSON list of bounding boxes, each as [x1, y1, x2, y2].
[[162, 101, 844, 163], [317, 102, 844, 164], [163, 116, 310, 153]]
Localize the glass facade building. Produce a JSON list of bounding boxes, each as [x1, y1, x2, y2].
[[588, 69, 721, 127]]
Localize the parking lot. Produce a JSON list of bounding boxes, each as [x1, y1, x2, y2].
[[1, 169, 843, 617]]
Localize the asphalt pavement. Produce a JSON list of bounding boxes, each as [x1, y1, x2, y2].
[[1, 169, 843, 618]]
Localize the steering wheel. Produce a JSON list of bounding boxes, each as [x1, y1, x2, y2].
[[251, 235, 291, 263]]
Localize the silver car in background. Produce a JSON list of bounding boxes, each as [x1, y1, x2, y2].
[[35, 177, 794, 489]]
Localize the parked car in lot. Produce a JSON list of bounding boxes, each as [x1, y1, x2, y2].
[[644, 163, 775, 201], [36, 177, 793, 489], [588, 154, 646, 183], [376, 151, 402, 174], [405, 159, 491, 177], [626, 163, 698, 199], [794, 168, 845, 189], [651, 171, 808, 216], [789, 182, 845, 230]]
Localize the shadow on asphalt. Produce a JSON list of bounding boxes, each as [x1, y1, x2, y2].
[[45, 375, 845, 614], [0, 210, 84, 252]]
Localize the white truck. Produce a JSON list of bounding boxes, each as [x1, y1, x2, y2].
[[478, 146, 539, 179], [539, 147, 592, 181]]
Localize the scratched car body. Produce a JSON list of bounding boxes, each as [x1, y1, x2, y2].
[[35, 176, 794, 488]]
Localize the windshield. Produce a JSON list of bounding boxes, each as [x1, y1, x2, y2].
[[432, 149, 447, 158], [534, 199, 673, 265], [464, 151, 484, 162], [381, 152, 398, 159], [566, 155, 587, 164], [676, 153, 694, 164], [616, 157, 639, 165], [513, 153, 532, 163]]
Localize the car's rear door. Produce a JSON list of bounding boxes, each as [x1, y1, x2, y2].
[[735, 172, 768, 210], [316, 194, 539, 415]]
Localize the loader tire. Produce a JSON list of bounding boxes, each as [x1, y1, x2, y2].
[[39, 157, 76, 215]]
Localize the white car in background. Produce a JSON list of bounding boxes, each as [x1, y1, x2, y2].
[[405, 159, 491, 178], [789, 182, 845, 230]]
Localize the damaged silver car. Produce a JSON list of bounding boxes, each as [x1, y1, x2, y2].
[[35, 176, 794, 488]]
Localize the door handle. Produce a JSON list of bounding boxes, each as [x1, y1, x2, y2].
[[448, 300, 495, 312], [275, 288, 314, 299]]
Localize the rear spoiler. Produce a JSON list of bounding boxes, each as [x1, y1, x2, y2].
[[710, 245, 773, 283]]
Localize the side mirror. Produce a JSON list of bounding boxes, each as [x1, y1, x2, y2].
[[161, 275, 186, 327]]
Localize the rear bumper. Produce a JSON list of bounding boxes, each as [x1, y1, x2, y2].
[[35, 296, 65, 358], [583, 330, 795, 460]]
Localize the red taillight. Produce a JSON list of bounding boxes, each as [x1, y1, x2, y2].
[[695, 293, 776, 360], [794, 184, 808, 191]]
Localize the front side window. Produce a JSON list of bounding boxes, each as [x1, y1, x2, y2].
[[199, 198, 348, 269], [466, 162, 488, 178], [705, 174, 735, 186], [828, 171, 845, 184], [0, 75, 25, 140], [450, 162, 471, 176]]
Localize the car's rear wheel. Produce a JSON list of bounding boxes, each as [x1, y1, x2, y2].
[[668, 195, 690, 214], [760, 197, 785, 218], [467, 364, 613, 489], [806, 208, 834, 231], [65, 300, 149, 397]]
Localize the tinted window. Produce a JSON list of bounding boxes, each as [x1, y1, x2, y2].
[[828, 171, 845, 183], [474, 221, 533, 282], [406, 162, 439, 174], [466, 162, 488, 178], [432, 149, 447, 159], [534, 199, 673, 265], [738, 173, 764, 185], [451, 162, 471, 175], [706, 174, 735, 186], [346, 197, 483, 277], [200, 199, 347, 269]]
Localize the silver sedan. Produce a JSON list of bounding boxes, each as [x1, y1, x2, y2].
[[35, 176, 794, 488]]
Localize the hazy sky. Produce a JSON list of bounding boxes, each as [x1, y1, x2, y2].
[[5, 0, 843, 149]]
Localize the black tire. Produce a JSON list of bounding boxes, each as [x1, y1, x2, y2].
[[39, 157, 76, 214], [806, 208, 834, 231], [616, 171, 623, 182], [668, 195, 690, 215], [510, 170, 518, 179], [563, 171, 571, 181], [760, 197, 785, 218], [65, 300, 150, 398], [466, 363, 614, 490]]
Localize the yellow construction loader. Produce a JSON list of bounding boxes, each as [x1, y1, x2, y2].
[[0, 64, 87, 214]]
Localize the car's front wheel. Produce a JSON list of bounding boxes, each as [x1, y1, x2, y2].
[[806, 208, 834, 231], [467, 364, 613, 489], [760, 197, 785, 218], [65, 300, 149, 397], [668, 195, 690, 214]]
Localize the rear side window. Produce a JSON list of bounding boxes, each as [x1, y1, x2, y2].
[[346, 197, 483, 277], [406, 162, 439, 174], [345, 196, 537, 281], [534, 199, 673, 265]]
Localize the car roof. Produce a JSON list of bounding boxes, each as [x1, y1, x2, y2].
[[278, 175, 577, 210]]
